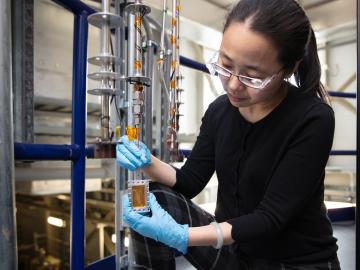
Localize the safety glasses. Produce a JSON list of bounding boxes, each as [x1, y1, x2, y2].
[[206, 51, 281, 90]]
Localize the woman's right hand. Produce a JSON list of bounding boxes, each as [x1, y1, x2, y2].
[[116, 135, 151, 171]]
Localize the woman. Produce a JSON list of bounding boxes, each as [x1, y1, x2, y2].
[[117, 0, 340, 269]]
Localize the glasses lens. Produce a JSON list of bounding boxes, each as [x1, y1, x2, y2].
[[214, 64, 231, 78], [239, 76, 264, 89]]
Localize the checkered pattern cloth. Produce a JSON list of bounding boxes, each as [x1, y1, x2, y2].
[[127, 183, 341, 270]]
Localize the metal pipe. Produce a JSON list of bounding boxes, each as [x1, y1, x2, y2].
[[85, 255, 115, 270], [143, 17, 155, 150], [0, 0, 17, 269], [127, 12, 135, 186], [14, 143, 81, 161], [169, 0, 178, 136], [101, 95, 110, 140], [101, 0, 111, 56], [12, 0, 34, 144], [162, 50, 172, 162], [160, 0, 167, 52], [100, 0, 111, 141], [143, 15, 171, 161], [127, 14, 135, 125], [134, 12, 143, 77], [144, 15, 171, 51], [330, 150, 357, 155], [166, 0, 183, 161], [71, 12, 88, 270], [115, 1, 127, 268], [180, 55, 210, 73], [132, 5, 146, 154], [144, 46, 154, 150], [327, 91, 356, 98]]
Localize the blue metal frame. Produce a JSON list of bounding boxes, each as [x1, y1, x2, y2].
[[13, 1, 96, 269], [180, 55, 210, 74], [85, 255, 115, 270], [14, 143, 80, 160], [328, 91, 356, 99], [328, 207, 356, 222], [70, 10, 90, 270], [330, 150, 357, 156], [53, 0, 95, 14]]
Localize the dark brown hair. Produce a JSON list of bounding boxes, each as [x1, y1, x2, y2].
[[224, 0, 327, 101]]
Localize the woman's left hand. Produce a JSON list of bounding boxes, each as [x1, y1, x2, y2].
[[123, 193, 189, 254]]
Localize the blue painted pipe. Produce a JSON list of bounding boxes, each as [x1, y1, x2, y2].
[[86, 145, 95, 159], [14, 143, 95, 161], [53, 0, 95, 14], [14, 143, 80, 161], [180, 149, 192, 158], [180, 55, 210, 74], [330, 150, 357, 156], [328, 91, 356, 99], [85, 255, 115, 270], [71, 11, 88, 270], [328, 207, 355, 222]]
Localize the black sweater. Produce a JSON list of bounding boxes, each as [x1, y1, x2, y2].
[[173, 84, 338, 263]]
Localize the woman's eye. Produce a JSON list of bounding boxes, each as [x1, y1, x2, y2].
[[247, 73, 262, 79], [250, 78, 262, 83]]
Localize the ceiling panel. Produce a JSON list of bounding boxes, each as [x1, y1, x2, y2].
[[143, 0, 355, 32], [305, 0, 356, 31], [191, 0, 356, 31]]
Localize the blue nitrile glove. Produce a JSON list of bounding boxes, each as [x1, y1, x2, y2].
[[116, 135, 151, 171], [123, 193, 189, 254]]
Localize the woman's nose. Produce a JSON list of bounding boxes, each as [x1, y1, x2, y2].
[[227, 75, 245, 92]]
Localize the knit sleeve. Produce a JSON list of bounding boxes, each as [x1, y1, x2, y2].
[[228, 104, 335, 242], [172, 105, 216, 199]]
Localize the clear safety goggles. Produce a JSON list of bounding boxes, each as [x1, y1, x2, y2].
[[206, 52, 280, 90]]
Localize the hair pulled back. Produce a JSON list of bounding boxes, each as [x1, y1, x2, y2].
[[224, 0, 327, 101]]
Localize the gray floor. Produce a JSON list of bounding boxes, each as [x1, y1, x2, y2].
[[333, 222, 356, 270], [176, 222, 356, 270]]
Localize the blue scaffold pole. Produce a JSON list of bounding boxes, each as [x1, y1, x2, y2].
[[71, 11, 88, 270]]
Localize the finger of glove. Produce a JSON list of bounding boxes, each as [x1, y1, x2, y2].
[[116, 153, 136, 171], [116, 145, 137, 171], [139, 142, 151, 165], [121, 136, 142, 158], [117, 144, 142, 169], [122, 195, 147, 227]]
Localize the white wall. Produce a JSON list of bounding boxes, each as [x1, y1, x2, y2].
[[320, 39, 356, 170], [34, 0, 101, 104]]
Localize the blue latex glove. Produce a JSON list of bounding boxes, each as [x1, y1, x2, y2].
[[123, 193, 189, 254], [116, 135, 151, 171]]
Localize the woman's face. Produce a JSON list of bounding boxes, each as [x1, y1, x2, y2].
[[219, 22, 286, 108]]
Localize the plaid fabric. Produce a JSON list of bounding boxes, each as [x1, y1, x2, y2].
[[128, 183, 341, 270]]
